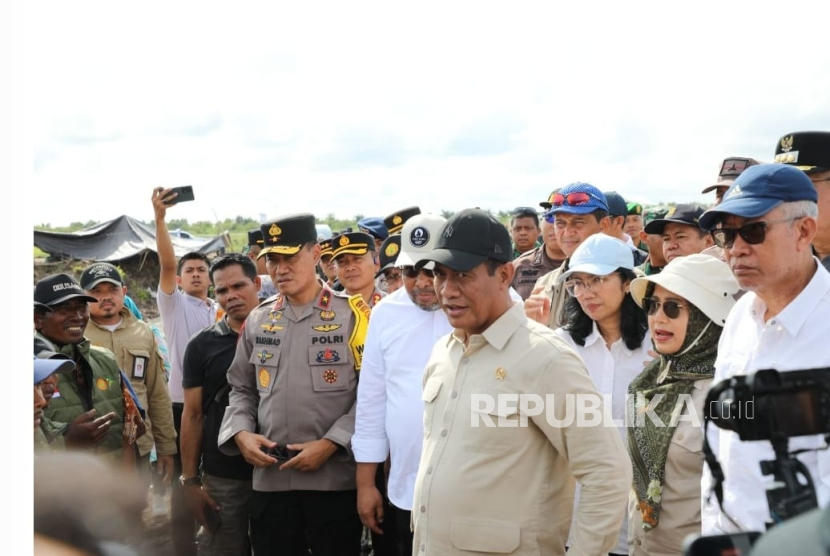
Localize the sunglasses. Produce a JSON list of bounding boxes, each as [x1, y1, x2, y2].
[[710, 218, 796, 249], [552, 191, 603, 208], [401, 266, 434, 278], [642, 297, 685, 319]]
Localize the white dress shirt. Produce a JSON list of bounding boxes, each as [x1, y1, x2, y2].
[[352, 287, 452, 510], [702, 261, 830, 534], [557, 323, 653, 555]]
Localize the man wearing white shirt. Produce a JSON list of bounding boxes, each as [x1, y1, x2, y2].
[[699, 163, 830, 534], [353, 214, 451, 556]]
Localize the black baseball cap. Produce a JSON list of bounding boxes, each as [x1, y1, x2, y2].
[[35, 273, 98, 307], [603, 191, 628, 217], [416, 208, 513, 272], [80, 262, 123, 290], [644, 203, 705, 235], [773, 131, 830, 173], [259, 213, 317, 257]]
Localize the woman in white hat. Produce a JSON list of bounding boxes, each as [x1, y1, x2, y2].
[[626, 254, 739, 555], [554, 233, 650, 556]]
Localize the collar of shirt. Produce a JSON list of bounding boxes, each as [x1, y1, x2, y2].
[[747, 258, 830, 336], [581, 321, 629, 352], [448, 301, 525, 353], [182, 291, 216, 310]]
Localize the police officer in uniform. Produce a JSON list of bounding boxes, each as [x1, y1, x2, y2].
[[331, 232, 385, 307], [774, 131, 830, 272], [218, 214, 369, 556], [383, 206, 421, 236]]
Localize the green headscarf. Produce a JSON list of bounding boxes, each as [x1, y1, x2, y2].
[[626, 298, 722, 530]]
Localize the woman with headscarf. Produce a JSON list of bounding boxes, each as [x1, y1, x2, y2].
[[554, 233, 650, 556], [626, 254, 739, 555]]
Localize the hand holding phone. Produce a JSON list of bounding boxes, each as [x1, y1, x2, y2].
[[261, 444, 298, 462], [163, 185, 196, 205]]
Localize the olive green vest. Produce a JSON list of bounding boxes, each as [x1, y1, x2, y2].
[[42, 337, 125, 458]]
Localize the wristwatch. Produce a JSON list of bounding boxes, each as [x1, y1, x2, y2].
[[179, 475, 202, 487]]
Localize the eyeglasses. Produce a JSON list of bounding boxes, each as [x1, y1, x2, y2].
[[642, 298, 685, 319], [564, 275, 610, 297], [401, 266, 434, 279], [552, 191, 603, 209], [379, 271, 402, 288], [710, 218, 797, 249]]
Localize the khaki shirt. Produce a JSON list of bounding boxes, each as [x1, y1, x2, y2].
[[511, 245, 565, 300], [218, 286, 362, 492], [629, 379, 710, 556], [86, 309, 177, 457], [531, 259, 571, 329], [412, 302, 632, 556]]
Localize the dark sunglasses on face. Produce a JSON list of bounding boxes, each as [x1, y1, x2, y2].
[[401, 266, 434, 278], [710, 217, 796, 249], [642, 298, 685, 319]]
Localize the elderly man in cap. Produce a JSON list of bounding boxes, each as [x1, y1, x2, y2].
[[218, 213, 369, 556], [701, 157, 760, 207], [524, 182, 611, 329], [774, 131, 830, 271], [699, 163, 830, 534], [81, 262, 177, 485], [376, 235, 403, 295], [34, 274, 131, 460], [353, 214, 450, 556], [332, 231, 385, 307], [358, 216, 389, 252], [411, 208, 631, 556], [512, 191, 567, 299], [644, 203, 712, 264]]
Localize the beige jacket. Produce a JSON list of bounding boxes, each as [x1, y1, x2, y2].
[[412, 302, 632, 556], [532, 259, 570, 329], [628, 379, 712, 556]]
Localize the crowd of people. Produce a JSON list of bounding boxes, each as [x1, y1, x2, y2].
[[32, 130, 830, 556]]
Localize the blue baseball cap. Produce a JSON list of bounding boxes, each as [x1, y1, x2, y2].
[[357, 217, 389, 240], [34, 354, 74, 384], [546, 182, 609, 216], [699, 164, 818, 230]]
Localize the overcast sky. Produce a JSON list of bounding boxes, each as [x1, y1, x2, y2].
[[21, 1, 830, 227]]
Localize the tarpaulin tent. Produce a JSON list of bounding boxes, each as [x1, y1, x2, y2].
[[34, 215, 227, 262]]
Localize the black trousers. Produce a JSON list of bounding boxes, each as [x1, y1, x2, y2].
[[250, 490, 362, 556], [370, 465, 398, 556], [171, 403, 197, 556], [391, 504, 413, 556]]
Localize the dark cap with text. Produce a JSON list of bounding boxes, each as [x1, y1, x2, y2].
[[258, 213, 317, 258], [35, 273, 98, 307], [416, 208, 513, 272], [80, 262, 124, 290]]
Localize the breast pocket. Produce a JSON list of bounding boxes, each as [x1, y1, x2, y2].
[[463, 400, 520, 454], [422, 377, 443, 438], [124, 348, 151, 381], [308, 346, 352, 393], [249, 348, 281, 394]]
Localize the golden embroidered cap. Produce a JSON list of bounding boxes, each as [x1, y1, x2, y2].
[[331, 232, 376, 259], [258, 213, 317, 258], [773, 131, 830, 173], [383, 206, 421, 235], [376, 235, 402, 276]]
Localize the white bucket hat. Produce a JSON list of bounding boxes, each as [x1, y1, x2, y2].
[[395, 213, 447, 268], [555, 233, 636, 284], [630, 254, 739, 326]]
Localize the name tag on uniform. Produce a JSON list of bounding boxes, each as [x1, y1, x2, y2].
[[133, 356, 148, 379]]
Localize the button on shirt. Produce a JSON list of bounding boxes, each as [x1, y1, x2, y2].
[[556, 323, 653, 555], [702, 262, 830, 534], [352, 288, 452, 510], [157, 289, 219, 403], [412, 302, 632, 556]]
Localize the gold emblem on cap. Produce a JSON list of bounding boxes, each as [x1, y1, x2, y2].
[[258, 368, 271, 388], [269, 223, 282, 236], [392, 215, 402, 225], [339, 236, 350, 246], [780, 135, 794, 153], [495, 367, 506, 381], [385, 243, 399, 257]]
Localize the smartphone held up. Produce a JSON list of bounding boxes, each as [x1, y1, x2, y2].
[[163, 185, 196, 205]]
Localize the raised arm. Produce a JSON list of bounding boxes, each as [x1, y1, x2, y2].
[[152, 187, 178, 295]]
